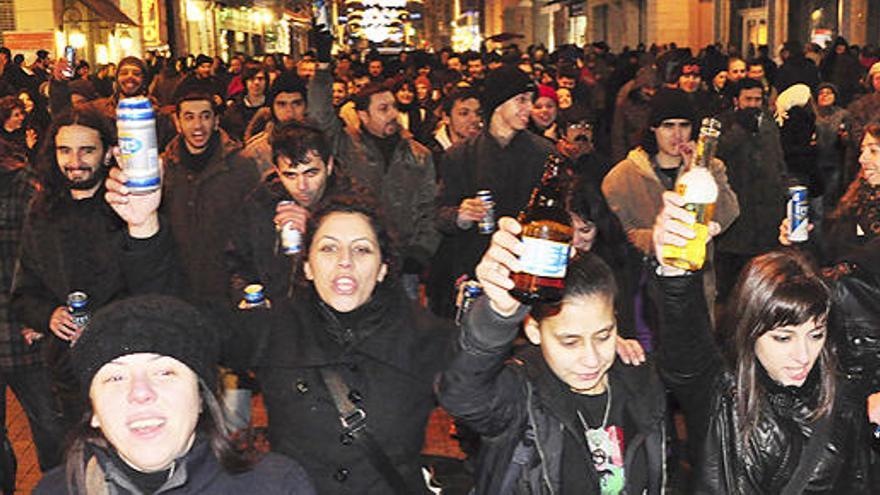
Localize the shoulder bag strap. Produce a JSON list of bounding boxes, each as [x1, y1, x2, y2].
[[779, 414, 834, 495], [319, 368, 411, 495]]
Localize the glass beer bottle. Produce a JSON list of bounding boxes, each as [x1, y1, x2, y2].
[[660, 117, 722, 271], [511, 155, 573, 303]]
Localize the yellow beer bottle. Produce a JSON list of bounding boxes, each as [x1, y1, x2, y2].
[[661, 117, 722, 271]]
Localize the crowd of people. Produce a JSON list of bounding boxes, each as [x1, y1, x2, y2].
[[0, 25, 878, 494]]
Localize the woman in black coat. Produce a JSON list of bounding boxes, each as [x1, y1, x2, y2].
[[653, 192, 872, 494], [228, 195, 454, 494]]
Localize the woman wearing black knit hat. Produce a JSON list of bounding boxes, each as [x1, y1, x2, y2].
[[33, 295, 316, 495]]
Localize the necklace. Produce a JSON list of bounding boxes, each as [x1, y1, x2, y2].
[[576, 380, 612, 432]]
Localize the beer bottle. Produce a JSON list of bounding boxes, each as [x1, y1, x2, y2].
[[660, 117, 722, 271], [510, 155, 573, 304]]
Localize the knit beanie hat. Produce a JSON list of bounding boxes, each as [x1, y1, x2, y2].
[[71, 295, 219, 397], [195, 54, 213, 67], [536, 84, 558, 104], [649, 88, 696, 127], [482, 66, 536, 119], [816, 82, 839, 100]]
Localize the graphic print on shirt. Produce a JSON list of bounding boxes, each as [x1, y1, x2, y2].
[[585, 425, 625, 495]]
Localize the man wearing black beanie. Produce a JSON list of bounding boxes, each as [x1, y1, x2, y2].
[[431, 65, 554, 316]]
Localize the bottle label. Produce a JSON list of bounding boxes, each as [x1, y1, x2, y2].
[[520, 237, 570, 278]]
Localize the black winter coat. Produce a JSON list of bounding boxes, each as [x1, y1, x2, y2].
[[11, 193, 180, 334], [161, 131, 260, 302], [715, 109, 788, 256], [655, 273, 872, 494], [438, 299, 668, 494], [34, 436, 316, 494], [225, 283, 454, 494]]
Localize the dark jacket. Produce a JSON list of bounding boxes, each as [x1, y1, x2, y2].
[[774, 56, 820, 93], [224, 173, 359, 304], [436, 130, 553, 281], [224, 283, 454, 494], [655, 273, 872, 494], [826, 237, 880, 397], [0, 164, 41, 371], [221, 94, 266, 143], [161, 130, 260, 302], [438, 298, 668, 494], [33, 436, 316, 494], [11, 191, 179, 335], [715, 108, 787, 256]]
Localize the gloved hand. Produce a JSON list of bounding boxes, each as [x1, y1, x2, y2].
[[309, 22, 333, 63]]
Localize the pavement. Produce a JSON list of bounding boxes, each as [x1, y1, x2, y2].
[[7, 390, 466, 494]]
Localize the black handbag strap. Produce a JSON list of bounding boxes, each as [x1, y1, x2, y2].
[[319, 368, 410, 495], [780, 413, 833, 495]]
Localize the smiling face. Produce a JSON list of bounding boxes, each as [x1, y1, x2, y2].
[[493, 92, 533, 133], [117, 63, 145, 97], [816, 87, 835, 107], [90, 353, 200, 473], [17, 92, 34, 113], [571, 213, 597, 252], [175, 99, 218, 154], [447, 97, 481, 141], [754, 318, 826, 387], [4, 107, 24, 131], [304, 212, 388, 312], [525, 294, 617, 395], [395, 83, 414, 106], [55, 124, 105, 191], [531, 95, 558, 129], [859, 132, 880, 186]]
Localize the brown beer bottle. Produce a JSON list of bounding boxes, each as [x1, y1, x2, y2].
[[510, 155, 573, 304]]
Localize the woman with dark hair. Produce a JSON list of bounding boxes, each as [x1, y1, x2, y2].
[[17, 88, 51, 139], [653, 191, 872, 494], [224, 194, 454, 494], [392, 78, 433, 143], [0, 95, 36, 160], [820, 121, 880, 263], [439, 218, 663, 493], [33, 295, 316, 494]]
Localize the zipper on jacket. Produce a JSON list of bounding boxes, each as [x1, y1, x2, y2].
[[525, 382, 555, 495]]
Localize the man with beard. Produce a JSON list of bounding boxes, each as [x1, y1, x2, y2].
[[309, 31, 440, 300], [161, 88, 260, 302], [242, 72, 308, 178], [433, 65, 553, 314], [11, 107, 179, 432], [714, 77, 787, 300]]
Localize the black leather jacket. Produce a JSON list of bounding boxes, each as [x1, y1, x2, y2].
[[655, 273, 872, 494]]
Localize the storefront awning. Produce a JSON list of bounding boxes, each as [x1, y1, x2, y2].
[[77, 0, 138, 25]]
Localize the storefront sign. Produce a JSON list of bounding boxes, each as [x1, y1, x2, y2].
[[2, 31, 56, 55], [142, 0, 161, 45]]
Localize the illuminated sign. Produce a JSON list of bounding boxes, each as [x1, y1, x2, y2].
[[141, 0, 161, 45]]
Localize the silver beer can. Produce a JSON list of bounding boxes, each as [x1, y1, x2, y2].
[[117, 97, 160, 194]]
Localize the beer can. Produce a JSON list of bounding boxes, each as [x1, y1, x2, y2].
[[117, 97, 161, 194], [787, 185, 809, 243], [239, 284, 270, 310], [67, 291, 90, 346], [476, 190, 495, 235], [277, 201, 302, 255], [455, 280, 483, 326]]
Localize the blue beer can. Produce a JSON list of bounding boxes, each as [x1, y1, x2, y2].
[[787, 185, 809, 243]]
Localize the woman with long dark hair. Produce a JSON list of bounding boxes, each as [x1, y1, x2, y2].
[[653, 191, 872, 493]]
